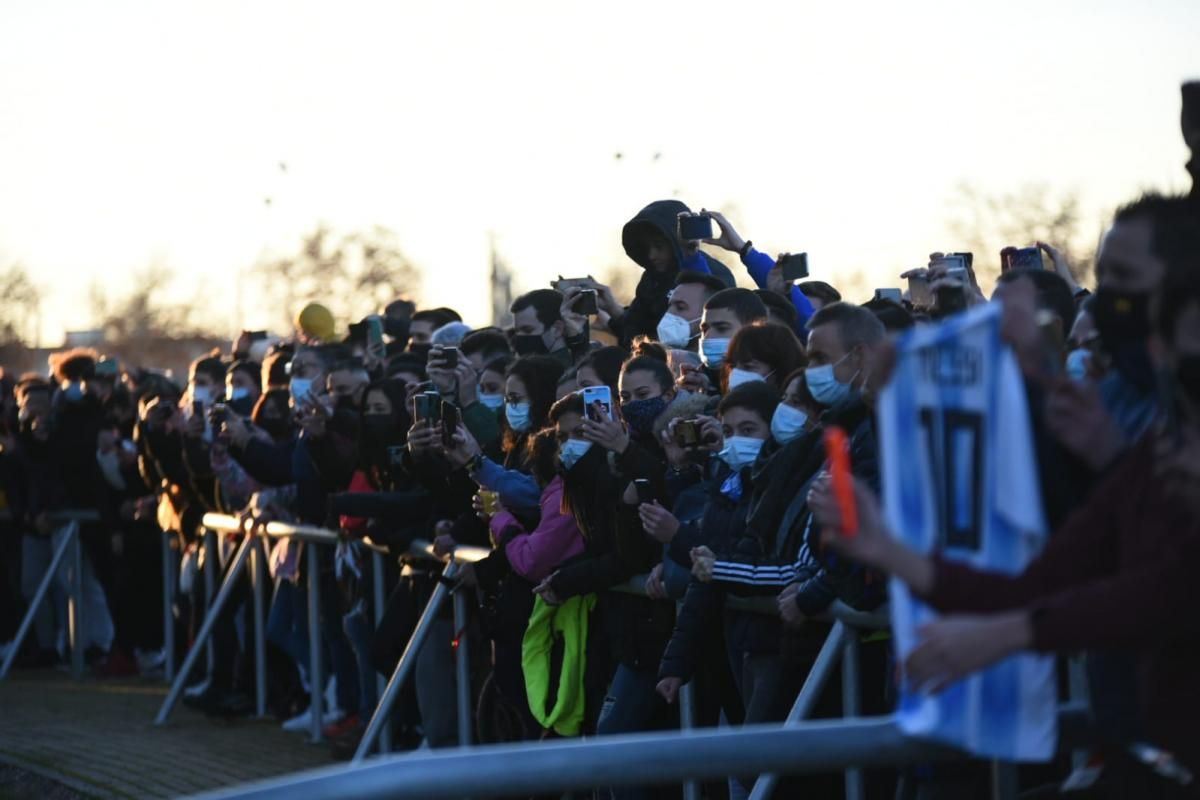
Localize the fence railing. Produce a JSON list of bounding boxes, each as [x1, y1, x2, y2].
[[1, 510, 102, 681]]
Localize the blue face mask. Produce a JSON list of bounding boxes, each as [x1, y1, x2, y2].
[[728, 368, 767, 390], [478, 392, 505, 411], [506, 401, 532, 432], [718, 436, 764, 471], [701, 337, 730, 369], [1065, 348, 1091, 382], [63, 382, 84, 402], [770, 403, 808, 444], [805, 354, 855, 407], [620, 395, 671, 436], [558, 438, 593, 470], [289, 378, 313, 406], [230, 387, 251, 402]]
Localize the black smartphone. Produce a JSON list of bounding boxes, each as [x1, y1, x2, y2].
[[573, 289, 598, 316], [209, 404, 228, 427], [442, 347, 460, 369], [934, 284, 968, 317], [673, 418, 702, 449], [633, 478, 654, 505], [1003, 246, 1044, 272], [874, 288, 902, 303], [779, 253, 809, 282], [440, 402, 459, 449], [413, 392, 441, 424], [677, 213, 713, 242]]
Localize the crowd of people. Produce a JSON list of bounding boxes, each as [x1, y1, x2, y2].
[[2, 99, 1199, 799]]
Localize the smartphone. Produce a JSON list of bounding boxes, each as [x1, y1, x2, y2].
[[633, 478, 654, 506], [874, 288, 902, 303], [778, 252, 809, 282], [1003, 246, 1044, 272], [581, 385, 613, 422], [247, 330, 268, 341], [573, 289, 598, 316], [366, 315, 386, 361], [441, 347, 460, 369], [192, 400, 204, 418], [940, 254, 968, 272], [413, 392, 441, 424], [908, 274, 933, 308], [552, 276, 594, 294], [677, 212, 714, 242], [440, 402, 459, 449], [673, 418, 702, 449], [1036, 309, 1064, 377], [209, 404, 229, 427]]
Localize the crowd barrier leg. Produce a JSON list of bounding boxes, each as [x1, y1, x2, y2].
[[991, 763, 1019, 800], [205, 529, 218, 677], [67, 522, 85, 680], [675, 597, 700, 800], [252, 537, 267, 719], [162, 532, 176, 683], [154, 534, 254, 726], [452, 582, 472, 747], [748, 621, 848, 800], [353, 562, 457, 764], [1067, 656, 1089, 770], [306, 541, 324, 744], [841, 629, 864, 800], [0, 522, 78, 680], [371, 550, 391, 754]]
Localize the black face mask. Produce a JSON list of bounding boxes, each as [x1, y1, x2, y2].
[[1092, 287, 1156, 390], [512, 333, 549, 357], [228, 396, 256, 417], [408, 343, 432, 362], [361, 413, 400, 443], [335, 395, 359, 414]]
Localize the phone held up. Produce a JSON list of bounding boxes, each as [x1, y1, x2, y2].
[[874, 288, 902, 304], [582, 385, 613, 422], [779, 252, 809, 282], [440, 401, 459, 449], [572, 289, 599, 316], [677, 212, 713, 242]]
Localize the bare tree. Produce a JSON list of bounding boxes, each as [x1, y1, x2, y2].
[[254, 224, 421, 331], [948, 182, 1103, 289], [0, 264, 42, 346]]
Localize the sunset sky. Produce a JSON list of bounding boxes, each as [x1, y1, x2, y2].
[[1, 0, 1196, 346]]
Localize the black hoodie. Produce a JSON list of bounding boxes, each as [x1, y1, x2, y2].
[[615, 200, 737, 348]]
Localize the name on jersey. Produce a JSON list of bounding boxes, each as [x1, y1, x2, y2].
[[918, 345, 982, 386]]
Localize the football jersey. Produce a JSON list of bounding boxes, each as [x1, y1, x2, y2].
[[877, 302, 1057, 761]]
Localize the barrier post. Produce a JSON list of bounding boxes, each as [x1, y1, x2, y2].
[[0, 522, 77, 680], [452, 581, 472, 747], [162, 532, 176, 683], [68, 522, 84, 680], [675, 597, 700, 800], [154, 534, 254, 725], [205, 529, 218, 676], [353, 562, 457, 763], [841, 630, 864, 800], [306, 541, 324, 744], [371, 549, 391, 754], [252, 536, 267, 719]]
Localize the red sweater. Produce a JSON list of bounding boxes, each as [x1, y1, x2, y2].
[[926, 433, 1200, 768]]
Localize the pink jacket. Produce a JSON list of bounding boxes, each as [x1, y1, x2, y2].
[[490, 475, 584, 583]]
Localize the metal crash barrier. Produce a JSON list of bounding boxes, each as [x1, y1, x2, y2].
[[189, 705, 1095, 800], [1, 510, 102, 681]]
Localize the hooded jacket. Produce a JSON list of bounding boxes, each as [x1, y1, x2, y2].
[[614, 200, 737, 348]]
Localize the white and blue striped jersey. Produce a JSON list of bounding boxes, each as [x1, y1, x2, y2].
[[877, 303, 1057, 762]]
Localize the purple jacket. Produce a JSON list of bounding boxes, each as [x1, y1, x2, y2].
[[490, 475, 585, 583]]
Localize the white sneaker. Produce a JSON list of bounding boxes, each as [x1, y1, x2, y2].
[[281, 705, 344, 732], [184, 678, 211, 698], [324, 676, 338, 713], [135, 648, 166, 673]]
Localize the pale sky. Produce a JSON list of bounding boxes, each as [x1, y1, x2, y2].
[[1, 0, 1196, 346]]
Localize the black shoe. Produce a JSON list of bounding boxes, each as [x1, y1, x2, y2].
[[183, 685, 226, 714], [209, 690, 254, 718]]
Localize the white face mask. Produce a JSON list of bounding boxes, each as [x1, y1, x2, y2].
[[701, 337, 730, 369], [727, 368, 767, 390], [289, 378, 314, 406], [656, 313, 701, 348], [805, 354, 856, 407], [558, 438, 593, 470], [718, 435, 765, 471], [191, 385, 214, 407], [1065, 348, 1091, 382], [770, 403, 809, 444], [506, 402, 532, 432], [478, 392, 505, 411]]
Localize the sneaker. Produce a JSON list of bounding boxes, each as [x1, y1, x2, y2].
[[322, 712, 361, 740], [184, 678, 212, 698], [135, 648, 166, 673], [282, 705, 344, 733]]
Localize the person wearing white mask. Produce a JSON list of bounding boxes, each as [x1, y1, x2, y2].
[[680, 288, 768, 396], [721, 323, 806, 395], [1064, 302, 1106, 383], [655, 272, 726, 349], [803, 302, 885, 409]]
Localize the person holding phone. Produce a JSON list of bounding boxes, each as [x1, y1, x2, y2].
[[702, 209, 816, 336]]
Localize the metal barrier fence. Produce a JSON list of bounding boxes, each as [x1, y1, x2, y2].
[[189, 705, 1094, 800], [1, 510, 101, 681]]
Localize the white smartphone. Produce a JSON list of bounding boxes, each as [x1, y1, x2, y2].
[[581, 385, 613, 422]]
